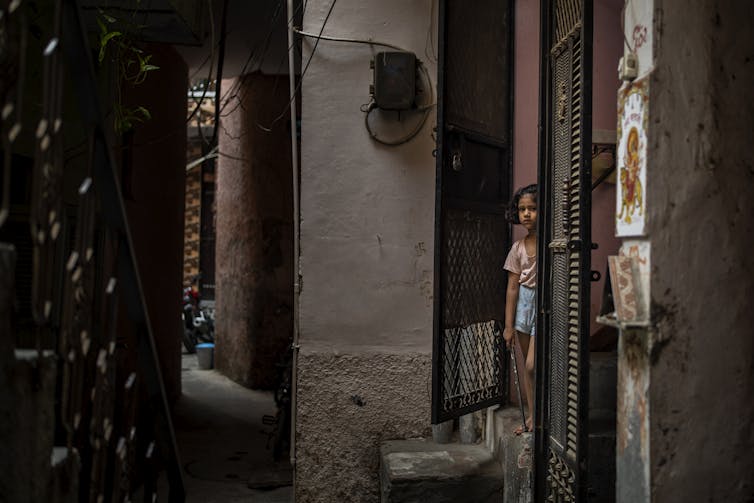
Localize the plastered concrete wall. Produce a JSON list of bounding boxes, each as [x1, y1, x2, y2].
[[124, 44, 187, 404], [646, 1, 754, 500], [297, 0, 436, 500], [215, 73, 293, 390], [298, 0, 436, 355], [296, 352, 431, 502]]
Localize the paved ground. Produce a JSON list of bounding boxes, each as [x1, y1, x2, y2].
[[172, 352, 293, 502]]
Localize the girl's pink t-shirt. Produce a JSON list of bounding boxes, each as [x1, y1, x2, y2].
[[504, 238, 537, 288]]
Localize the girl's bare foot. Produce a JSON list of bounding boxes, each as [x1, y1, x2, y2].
[[514, 417, 533, 435]]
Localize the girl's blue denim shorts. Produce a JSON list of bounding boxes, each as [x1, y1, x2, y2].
[[515, 285, 537, 336]]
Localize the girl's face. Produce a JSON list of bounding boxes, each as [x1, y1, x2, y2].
[[518, 194, 537, 232]]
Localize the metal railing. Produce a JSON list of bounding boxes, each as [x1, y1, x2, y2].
[[0, 0, 184, 500]]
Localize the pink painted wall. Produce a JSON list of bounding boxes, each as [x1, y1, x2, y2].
[[513, 0, 623, 335], [512, 0, 540, 213], [589, 0, 623, 334]]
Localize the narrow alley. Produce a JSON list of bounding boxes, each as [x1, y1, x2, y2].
[[171, 352, 292, 503], [0, 0, 751, 502]]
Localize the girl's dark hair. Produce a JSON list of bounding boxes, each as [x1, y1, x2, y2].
[[509, 184, 537, 224]]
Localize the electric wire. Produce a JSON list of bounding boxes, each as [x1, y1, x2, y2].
[[293, 27, 410, 53], [209, 0, 230, 147], [215, 0, 309, 121], [217, 0, 293, 118], [620, 0, 635, 52], [218, 0, 286, 104], [187, 0, 216, 138], [260, 0, 338, 130]]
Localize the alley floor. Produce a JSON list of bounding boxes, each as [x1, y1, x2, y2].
[[172, 352, 293, 502]]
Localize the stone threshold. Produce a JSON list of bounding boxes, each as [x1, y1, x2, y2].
[[379, 438, 504, 503]]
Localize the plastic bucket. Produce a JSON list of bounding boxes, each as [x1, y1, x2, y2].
[[196, 343, 214, 370]]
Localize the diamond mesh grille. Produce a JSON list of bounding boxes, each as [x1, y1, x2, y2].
[[438, 208, 506, 417], [442, 209, 506, 326]]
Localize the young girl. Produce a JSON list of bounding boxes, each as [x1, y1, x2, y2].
[[503, 184, 538, 434]]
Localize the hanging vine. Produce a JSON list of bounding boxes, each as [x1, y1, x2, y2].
[[95, 10, 159, 134]]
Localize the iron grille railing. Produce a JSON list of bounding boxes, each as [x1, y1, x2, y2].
[[0, 0, 184, 501]]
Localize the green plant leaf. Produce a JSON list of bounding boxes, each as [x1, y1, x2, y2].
[[98, 31, 122, 63], [133, 106, 151, 120]]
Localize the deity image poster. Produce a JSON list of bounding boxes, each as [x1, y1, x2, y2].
[[616, 79, 648, 237]]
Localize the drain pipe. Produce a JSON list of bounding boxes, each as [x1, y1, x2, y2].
[[287, 0, 301, 478]]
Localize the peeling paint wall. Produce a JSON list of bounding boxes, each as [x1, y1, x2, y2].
[[648, 1, 754, 500], [616, 327, 650, 502], [297, 0, 436, 500]]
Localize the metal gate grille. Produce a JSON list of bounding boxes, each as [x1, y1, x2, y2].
[[536, 0, 592, 501], [432, 0, 513, 423], [438, 209, 506, 417]]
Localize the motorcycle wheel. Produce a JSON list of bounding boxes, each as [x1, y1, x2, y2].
[[183, 328, 198, 354]]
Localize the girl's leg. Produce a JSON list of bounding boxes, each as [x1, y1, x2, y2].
[[515, 331, 533, 433], [525, 336, 536, 431]]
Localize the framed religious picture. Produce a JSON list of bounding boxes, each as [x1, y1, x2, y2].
[[616, 78, 649, 237]]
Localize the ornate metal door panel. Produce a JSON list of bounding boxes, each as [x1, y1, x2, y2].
[[535, 1, 592, 501], [432, 0, 513, 423]]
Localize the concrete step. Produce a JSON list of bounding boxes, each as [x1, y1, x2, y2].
[[492, 407, 533, 503], [0, 349, 57, 501], [380, 439, 503, 503], [492, 405, 617, 503]]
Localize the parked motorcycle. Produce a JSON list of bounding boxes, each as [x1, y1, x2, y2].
[[182, 283, 214, 353]]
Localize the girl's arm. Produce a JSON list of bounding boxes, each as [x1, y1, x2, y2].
[[503, 272, 520, 348]]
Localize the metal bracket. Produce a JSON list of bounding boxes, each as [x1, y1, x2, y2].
[[595, 313, 651, 331], [549, 239, 567, 251]]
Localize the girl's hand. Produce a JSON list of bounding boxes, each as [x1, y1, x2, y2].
[[503, 327, 515, 349]]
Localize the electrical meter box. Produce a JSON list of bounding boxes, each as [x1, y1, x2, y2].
[[372, 51, 417, 111]]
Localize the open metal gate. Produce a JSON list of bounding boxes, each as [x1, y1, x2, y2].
[[534, 0, 593, 501], [432, 0, 513, 423]]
